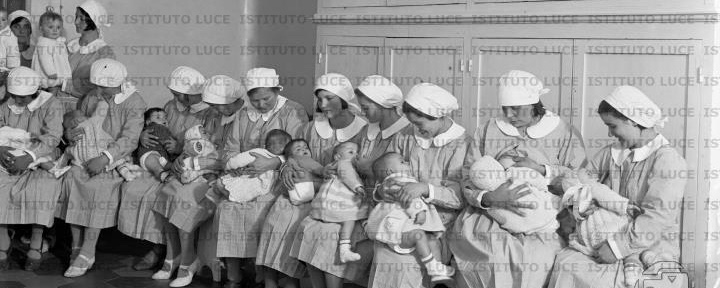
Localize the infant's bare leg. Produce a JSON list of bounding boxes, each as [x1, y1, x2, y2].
[[401, 230, 455, 282], [400, 229, 431, 259], [144, 154, 166, 180], [338, 221, 361, 263]]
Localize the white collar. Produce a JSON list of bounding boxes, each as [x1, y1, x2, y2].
[[495, 110, 560, 139], [8, 91, 53, 114], [247, 95, 287, 122], [112, 82, 137, 104], [366, 117, 411, 141], [610, 134, 669, 166], [413, 120, 466, 149], [68, 38, 108, 55], [314, 114, 367, 142], [38, 36, 66, 44]]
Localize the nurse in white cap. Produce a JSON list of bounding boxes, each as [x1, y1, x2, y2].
[[216, 67, 309, 287], [284, 73, 369, 287], [0, 67, 63, 272], [549, 86, 686, 288], [60, 59, 146, 278], [450, 70, 586, 288], [63, 0, 115, 99], [8, 10, 32, 68], [153, 75, 245, 287], [368, 82, 469, 288], [117, 66, 209, 273]]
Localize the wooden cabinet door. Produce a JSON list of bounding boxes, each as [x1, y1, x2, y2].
[[384, 37, 466, 126], [316, 36, 385, 87], [572, 39, 702, 277], [470, 39, 574, 132]]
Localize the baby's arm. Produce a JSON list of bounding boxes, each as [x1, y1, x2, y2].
[[405, 198, 429, 224], [337, 159, 364, 194], [297, 157, 324, 177]]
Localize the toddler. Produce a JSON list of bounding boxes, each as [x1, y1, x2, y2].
[[0, 8, 17, 73], [365, 152, 454, 284], [309, 142, 369, 263], [469, 155, 560, 234], [219, 129, 291, 203], [283, 139, 324, 205], [135, 107, 175, 181], [177, 124, 218, 184], [560, 169, 644, 287], [32, 10, 72, 93]]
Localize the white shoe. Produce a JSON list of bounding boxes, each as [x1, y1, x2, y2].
[[169, 259, 200, 287], [425, 259, 456, 284], [339, 243, 361, 263], [151, 258, 178, 280], [64, 254, 95, 278]]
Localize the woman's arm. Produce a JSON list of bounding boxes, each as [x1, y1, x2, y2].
[[102, 97, 145, 164]]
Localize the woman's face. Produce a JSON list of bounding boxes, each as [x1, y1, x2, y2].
[[187, 94, 203, 105], [600, 113, 639, 148], [248, 88, 278, 113], [502, 105, 535, 128], [10, 18, 31, 39], [210, 99, 243, 117], [406, 112, 443, 138], [9, 93, 34, 107], [316, 90, 343, 119], [97, 85, 121, 99], [357, 94, 384, 123], [74, 8, 87, 33], [171, 90, 190, 106]]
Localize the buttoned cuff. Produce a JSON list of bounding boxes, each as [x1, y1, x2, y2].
[[21, 149, 37, 162], [101, 150, 114, 165], [606, 239, 623, 260], [544, 164, 554, 179], [476, 190, 491, 209], [427, 183, 435, 201]]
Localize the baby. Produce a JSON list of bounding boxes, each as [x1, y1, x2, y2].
[[135, 107, 175, 181], [0, 126, 54, 174], [177, 124, 218, 184], [469, 155, 560, 234], [32, 10, 72, 93], [560, 169, 644, 287], [283, 139, 324, 205], [58, 104, 132, 178], [219, 129, 291, 203], [365, 152, 454, 284], [309, 142, 369, 263]]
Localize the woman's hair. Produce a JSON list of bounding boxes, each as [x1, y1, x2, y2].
[[248, 87, 281, 98], [401, 102, 438, 121], [77, 7, 97, 31], [532, 100, 546, 117], [8, 91, 39, 100], [143, 107, 164, 124], [597, 100, 647, 130], [283, 139, 309, 158], [314, 89, 349, 113], [39, 10, 62, 27], [10, 16, 25, 27]]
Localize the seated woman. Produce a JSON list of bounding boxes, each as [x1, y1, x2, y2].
[[548, 86, 687, 288]]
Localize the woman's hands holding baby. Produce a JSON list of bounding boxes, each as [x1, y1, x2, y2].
[[511, 156, 546, 175], [281, 158, 303, 190], [243, 152, 281, 176], [85, 154, 109, 176], [65, 126, 85, 144], [387, 181, 429, 208], [481, 179, 535, 216]]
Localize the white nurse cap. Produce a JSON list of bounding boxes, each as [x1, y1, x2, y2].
[[357, 75, 403, 108], [603, 86, 667, 129], [203, 75, 245, 105], [7, 67, 41, 96], [498, 70, 549, 107], [245, 67, 283, 92], [90, 58, 127, 88], [404, 83, 458, 118], [314, 73, 359, 111], [168, 66, 206, 95]]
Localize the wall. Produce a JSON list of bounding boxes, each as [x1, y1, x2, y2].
[[28, 0, 316, 111]]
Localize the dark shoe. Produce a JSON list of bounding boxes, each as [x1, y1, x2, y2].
[[132, 249, 160, 271], [24, 247, 43, 271]]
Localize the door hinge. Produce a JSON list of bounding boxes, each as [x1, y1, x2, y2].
[[317, 52, 323, 64], [468, 59, 473, 73], [459, 59, 466, 72]]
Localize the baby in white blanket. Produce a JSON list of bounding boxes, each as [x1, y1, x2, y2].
[[0, 126, 54, 173], [220, 129, 291, 203]]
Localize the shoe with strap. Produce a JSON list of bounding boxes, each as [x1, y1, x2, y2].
[[151, 257, 179, 280], [24, 241, 45, 272], [169, 258, 200, 287], [63, 254, 95, 278]]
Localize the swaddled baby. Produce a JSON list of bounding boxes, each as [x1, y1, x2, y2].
[[470, 155, 560, 234], [220, 129, 291, 203], [0, 126, 54, 173], [177, 124, 219, 184], [560, 169, 644, 287]]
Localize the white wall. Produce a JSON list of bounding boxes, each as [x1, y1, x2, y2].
[[29, 0, 316, 110]]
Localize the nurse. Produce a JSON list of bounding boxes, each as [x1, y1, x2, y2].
[[548, 86, 686, 287], [213, 67, 308, 287], [152, 75, 244, 287], [59, 59, 146, 278], [61, 0, 114, 110], [8, 10, 32, 68], [449, 70, 586, 288], [117, 66, 209, 271], [285, 73, 370, 288], [0, 67, 63, 271], [370, 83, 470, 288]]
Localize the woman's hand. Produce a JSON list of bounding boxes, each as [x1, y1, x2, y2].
[[244, 152, 281, 175], [85, 154, 109, 176], [65, 127, 85, 143], [481, 179, 535, 216], [163, 138, 178, 153], [594, 241, 618, 264], [169, 156, 187, 176], [322, 162, 338, 178], [393, 181, 429, 208], [280, 160, 298, 190], [512, 157, 546, 175], [139, 129, 159, 148], [1, 152, 33, 174]]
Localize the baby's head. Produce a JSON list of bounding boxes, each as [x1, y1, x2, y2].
[[264, 129, 292, 156], [0, 9, 7, 30], [372, 152, 412, 180], [332, 142, 359, 161], [183, 125, 214, 157], [284, 139, 311, 159], [144, 108, 168, 127], [39, 10, 63, 40], [470, 156, 508, 191], [63, 110, 87, 131]]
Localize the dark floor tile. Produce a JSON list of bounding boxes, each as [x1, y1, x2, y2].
[[0, 281, 25, 288]]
